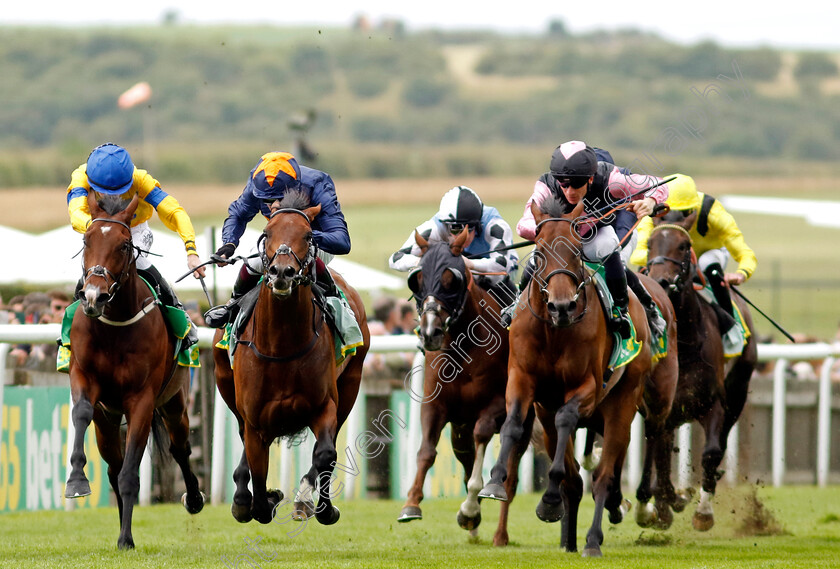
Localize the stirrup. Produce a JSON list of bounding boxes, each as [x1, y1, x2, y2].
[[613, 309, 632, 339]]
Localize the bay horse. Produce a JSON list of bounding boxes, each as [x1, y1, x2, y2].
[[397, 228, 529, 546], [479, 197, 654, 557], [65, 193, 205, 550], [644, 217, 757, 531], [213, 191, 370, 525]]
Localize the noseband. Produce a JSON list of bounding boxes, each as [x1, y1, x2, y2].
[[83, 218, 134, 303], [260, 208, 317, 289]]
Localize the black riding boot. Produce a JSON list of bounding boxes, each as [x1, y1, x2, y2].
[[312, 259, 338, 306], [138, 265, 180, 308], [204, 265, 261, 328], [606, 276, 632, 339], [625, 268, 665, 337], [704, 263, 736, 334]]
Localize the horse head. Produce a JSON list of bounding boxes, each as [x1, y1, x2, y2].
[[262, 191, 320, 298], [529, 197, 586, 328], [81, 193, 139, 317], [408, 227, 470, 351], [645, 219, 694, 298]]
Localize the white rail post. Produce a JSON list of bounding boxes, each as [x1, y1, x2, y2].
[[772, 358, 788, 487], [210, 389, 228, 505], [678, 423, 692, 490], [627, 413, 643, 491], [817, 357, 834, 487]]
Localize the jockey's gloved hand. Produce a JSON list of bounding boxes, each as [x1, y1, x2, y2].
[[212, 243, 236, 262]]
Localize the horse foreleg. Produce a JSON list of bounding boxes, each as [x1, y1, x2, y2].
[[695, 402, 726, 531], [651, 427, 677, 529], [159, 387, 205, 515], [243, 424, 273, 525], [537, 400, 579, 523], [494, 408, 535, 547], [480, 372, 534, 501], [560, 442, 583, 553], [635, 421, 658, 528], [65, 395, 94, 499], [398, 403, 447, 522], [231, 449, 253, 523], [310, 404, 341, 526], [116, 397, 155, 550], [93, 408, 125, 523], [450, 422, 480, 533]]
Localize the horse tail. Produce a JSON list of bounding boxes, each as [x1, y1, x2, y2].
[[150, 410, 170, 464]]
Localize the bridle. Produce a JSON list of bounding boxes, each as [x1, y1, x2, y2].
[[82, 218, 134, 304], [645, 223, 693, 293], [529, 216, 589, 327], [259, 208, 317, 290]]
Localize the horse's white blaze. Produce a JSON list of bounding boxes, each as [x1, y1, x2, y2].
[[84, 285, 99, 304], [100, 226, 111, 235], [459, 442, 486, 518], [697, 488, 714, 515]]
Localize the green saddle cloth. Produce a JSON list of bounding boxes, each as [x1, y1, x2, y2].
[[215, 288, 363, 366], [56, 286, 199, 373], [584, 263, 668, 369]]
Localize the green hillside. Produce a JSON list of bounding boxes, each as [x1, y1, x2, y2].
[[2, 23, 840, 187]]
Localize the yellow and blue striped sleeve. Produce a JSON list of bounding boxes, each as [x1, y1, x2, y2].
[[66, 163, 93, 234], [135, 170, 198, 255]]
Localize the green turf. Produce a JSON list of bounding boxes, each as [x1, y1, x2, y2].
[[3, 486, 839, 568]]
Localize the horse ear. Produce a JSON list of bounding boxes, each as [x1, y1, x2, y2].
[[87, 191, 103, 219], [303, 204, 321, 222], [118, 194, 140, 223], [530, 200, 547, 224], [570, 201, 585, 219], [450, 226, 469, 256], [414, 229, 429, 253]]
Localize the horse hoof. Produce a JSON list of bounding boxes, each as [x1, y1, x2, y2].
[[581, 546, 603, 558], [267, 489, 284, 508], [608, 499, 631, 524], [181, 491, 206, 514], [492, 532, 509, 547], [478, 483, 508, 502], [535, 498, 564, 523], [456, 510, 481, 530], [231, 501, 253, 523], [398, 506, 422, 522], [692, 512, 714, 532], [293, 500, 315, 521], [635, 501, 656, 528], [65, 479, 92, 499], [117, 537, 135, 550], [654, 502, 674, 530], [673, 488, 695, 513], [316, 505, 340, 525]]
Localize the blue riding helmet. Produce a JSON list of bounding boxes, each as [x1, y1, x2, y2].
[[250, 151, 302, 201], [86, 143, 135, 195]]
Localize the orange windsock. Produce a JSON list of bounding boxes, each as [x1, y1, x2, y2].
[[117, 81, 152, 109]]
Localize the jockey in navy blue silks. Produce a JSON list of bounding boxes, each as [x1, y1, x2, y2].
[[204, 151, 350, 328]]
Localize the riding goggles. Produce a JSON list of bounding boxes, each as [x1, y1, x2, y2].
[[553, 175, 590, 189]]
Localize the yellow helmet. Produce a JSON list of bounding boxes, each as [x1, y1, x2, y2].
[[666, 174, 701, 211]]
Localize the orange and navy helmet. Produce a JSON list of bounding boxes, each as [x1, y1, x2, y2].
[[250, 151, 301, 200]]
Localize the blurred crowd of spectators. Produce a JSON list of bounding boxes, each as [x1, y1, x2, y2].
[[363, 294, 417, 380], [0, 289, 72, 370]]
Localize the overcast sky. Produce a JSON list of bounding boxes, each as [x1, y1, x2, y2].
[[3, 1, 839, 51]]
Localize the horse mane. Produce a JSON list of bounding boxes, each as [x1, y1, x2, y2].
[[539, 195, 572, 218], [277, 189, 311, 210], [96, 194, 130, 215]]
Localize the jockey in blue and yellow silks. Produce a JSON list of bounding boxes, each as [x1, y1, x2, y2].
[[203, 151, 351, 328], [66, 143, 206, 309]]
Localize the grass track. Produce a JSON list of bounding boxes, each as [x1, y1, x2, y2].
[[3, 486, 839, 568]]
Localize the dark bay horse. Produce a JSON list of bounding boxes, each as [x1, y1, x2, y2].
[[213, 192, 370, 525], [644, 218, 757, 531], [480, 198, 653, 557], [65, 194, 204, 550], [397, 228, 529, 546]]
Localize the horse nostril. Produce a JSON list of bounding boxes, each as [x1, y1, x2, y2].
[[267, 265, 279, 278], [567, 300, 576, 313], [546, 301, 558, 315], [283, 266, 296, 279]]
